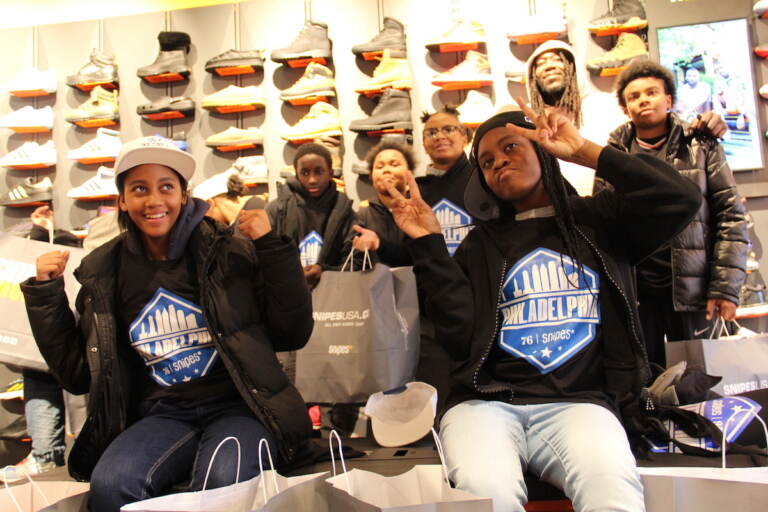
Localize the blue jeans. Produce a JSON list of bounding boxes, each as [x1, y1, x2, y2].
[[22, 369, 65, 466], [439, 400, 645, 512], [88, 397, 277, 512]]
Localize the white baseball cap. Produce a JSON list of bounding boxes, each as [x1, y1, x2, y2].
[[364, 382, 437, 447], [114, 135, 195, 183]]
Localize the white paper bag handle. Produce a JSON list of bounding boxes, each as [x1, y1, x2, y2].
[[720, 411, 768, 469], [201, 436, 241, 492], [257, 438, 280, 503], [1, 464, 52, 511], [431, 428, 451, 484], [340, 249, 373, 272], [328, 430, 353, 495], [708, 317, 743, 340]]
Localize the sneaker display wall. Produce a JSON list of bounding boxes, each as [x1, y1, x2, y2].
[[271, 20, 332, 63]]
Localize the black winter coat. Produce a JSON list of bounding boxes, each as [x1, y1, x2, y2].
[[21, 218, 314, 481], [408, 147, 702, 412], [608, 114, 748, 310]]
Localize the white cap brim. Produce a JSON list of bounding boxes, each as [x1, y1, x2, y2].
[[365, 382, 437, 448]]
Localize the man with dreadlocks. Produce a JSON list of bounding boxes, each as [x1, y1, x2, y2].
[[526, 40, 727, 197], [385, 99, 701, 512]]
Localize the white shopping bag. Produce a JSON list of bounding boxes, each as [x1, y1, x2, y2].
[[639, 411, 768, 511], [324, 430, 492, 511], [0, 473, 89, 512]]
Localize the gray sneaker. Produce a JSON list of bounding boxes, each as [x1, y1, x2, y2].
[[271, 21, 332, 63], [349, 88, 413, 132], [352, 17, 407, 55], [66, 49, 118, 87]]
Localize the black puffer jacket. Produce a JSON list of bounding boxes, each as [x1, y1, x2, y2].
[[608, 114, 748, 310], [266, 178, 356, 269], [409, 147, 702, 411], [21, 218, 313, 481]]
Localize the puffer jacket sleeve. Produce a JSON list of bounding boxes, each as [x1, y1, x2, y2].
[[585, 146, 702, 266], [702, 138, 748, 303], [252, 233, 313, 351], [407, 233, 474, 360], [20, 277, 90, 394]]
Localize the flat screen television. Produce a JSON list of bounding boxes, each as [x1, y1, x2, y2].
[[657, 18, 763, 171]]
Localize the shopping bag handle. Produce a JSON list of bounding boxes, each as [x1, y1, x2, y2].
[[257, 438, 280, 504], [328, 430, 354, 495], [721, 411, 768, 469], [431, 428, 451, 485], [340, 249, 373, 272], [708, 317, 743, 340], [201, 436, 241, 492], [1, 464, 52, 511]]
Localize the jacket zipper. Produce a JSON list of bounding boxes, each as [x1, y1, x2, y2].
[[473, 259, 514, 395]]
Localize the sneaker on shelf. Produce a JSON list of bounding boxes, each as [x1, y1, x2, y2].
[[64, 85, 119, 124], [193, 155, 268, 200], [1, 454, 60, 484], [205, 126, 264, 148], [507, 14, 568, 43], [587, 0, 647, 33], [755, 0, 768, 17], [0, 141, 56, 168], [271, 20, 332, 63], [7, 68, 56, 95], [352, 17, 407, 55], [0, 379, 23, 400], [67, 128, 122, 161], [425, 19, 485, 50], [201, 85, 266, 109], [349, 88, 412, 132], [0, 105, 54, 130], [355, 49, 413, 93], [586, 32, 648, 73], [280, 62, 336, 101], [0, 176, 54, 207], [205, 48, 264, 73], [457, 90, 495, 126], [282, 101, 342, 142], [67, 166, 118, 201], [314, 134, 343, 177], [431, 50, 492, 87], [137, 31, 192, 79], [66, 48, 118, 87], [137, 96, 195, 117]]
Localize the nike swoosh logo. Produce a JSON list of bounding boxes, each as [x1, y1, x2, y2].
[[693, 327, 709, 337]]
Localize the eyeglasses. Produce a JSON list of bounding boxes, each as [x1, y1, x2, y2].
[[423, 125, 463, 139]]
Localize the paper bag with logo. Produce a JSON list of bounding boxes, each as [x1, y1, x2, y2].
[[0, 233, 87, 371], [638, 413, 768, 512], [665, 322, 768, 396], [324, 431, 492, 512], [295, 254, 419, 404]]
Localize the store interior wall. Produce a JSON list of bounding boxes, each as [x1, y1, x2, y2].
[[2, 0, 768, 276]]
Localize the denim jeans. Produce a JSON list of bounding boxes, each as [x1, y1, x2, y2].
[[22, 369, 65, 466], [439, 400, 645, 512], [88, 396, 277, 512]]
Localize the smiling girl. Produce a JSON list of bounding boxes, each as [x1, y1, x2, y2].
[[21, 136, 313, 512]]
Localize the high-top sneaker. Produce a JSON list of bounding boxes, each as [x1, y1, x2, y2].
[[281, 101, 342, 141], [587, 0, 647, 32], [431, 50, 492, 86], [0, 176, 54, 207], [586, 32, 648, 72], [137, 31, 192, 78], [271, 21, 332, 63], [64, 85, 119, 124], [66, 49, 118, 87], [349, 88, 412, 132], [352, 17, 407, 55], [280, 62, 336, 100], [355, 49, 412, 93]]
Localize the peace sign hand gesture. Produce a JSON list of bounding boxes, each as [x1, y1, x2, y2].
[[508, 97, 602, 169], [386, 173, 442, 240]]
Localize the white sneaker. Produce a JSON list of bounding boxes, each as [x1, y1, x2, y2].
[[67, 166, 118, 200], [0, 141, 56, 168], [205, 126, 264, 147], [457, 90, 495, 127], [431, 50, 492, 87], [193, 156, 269, 200], [67, 128, 122, 161], [507, 14, 568, 42], [0, 105, 54, 129], [7, 68, 57, 95], [201, 85, 266, 108]]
